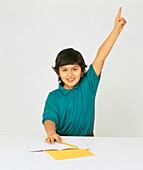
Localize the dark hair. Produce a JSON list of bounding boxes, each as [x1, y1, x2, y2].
[[52, 48, 87, 84], [53, 48, 87, 74]]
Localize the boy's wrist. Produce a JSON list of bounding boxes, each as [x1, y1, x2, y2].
[[112, 28, 122, 34], [47, 130, 56, 136]]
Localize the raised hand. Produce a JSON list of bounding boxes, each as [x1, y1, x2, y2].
[[114, 7, 127, 32]]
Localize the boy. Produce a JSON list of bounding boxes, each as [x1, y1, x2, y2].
[[42, 7, 126, 144]]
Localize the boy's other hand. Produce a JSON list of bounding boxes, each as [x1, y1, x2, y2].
[[45, 133, 62, 144]]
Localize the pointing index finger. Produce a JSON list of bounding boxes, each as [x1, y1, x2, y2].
[[116, 7, 122, 18]]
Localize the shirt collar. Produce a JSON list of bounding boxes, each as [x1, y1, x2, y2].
[[59, 83, 79, 95]]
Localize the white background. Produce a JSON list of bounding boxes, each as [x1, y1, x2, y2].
[[0, 0, 142, 136]]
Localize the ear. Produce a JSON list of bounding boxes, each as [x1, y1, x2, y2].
[[81, 71, 84, 77]]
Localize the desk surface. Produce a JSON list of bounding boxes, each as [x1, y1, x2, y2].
[[0, 136, 143, 170]]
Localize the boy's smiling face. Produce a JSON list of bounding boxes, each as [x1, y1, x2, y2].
[[59, 64, 82, 89]]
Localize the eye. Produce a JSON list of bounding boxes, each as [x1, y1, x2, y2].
[[62, 69, 67, 72], [73, 68, 78, 71]]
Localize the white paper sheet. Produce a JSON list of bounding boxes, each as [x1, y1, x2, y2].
[[27, 136, 89, 152]]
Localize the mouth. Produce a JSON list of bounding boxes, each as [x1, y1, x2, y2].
[[67, 78, 75, 82]]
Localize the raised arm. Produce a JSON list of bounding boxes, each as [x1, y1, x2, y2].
[[93, 7, 127, 76]]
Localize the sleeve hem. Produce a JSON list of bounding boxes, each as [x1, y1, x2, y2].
[[42, 118, 58, 126], [90, 64, 101, 79]]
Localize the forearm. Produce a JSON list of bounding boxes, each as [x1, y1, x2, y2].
[[96, 29, 121, 62], [44, 120, 61, 144], [44, 120, 56, 136], [92, 29, 121, 76]]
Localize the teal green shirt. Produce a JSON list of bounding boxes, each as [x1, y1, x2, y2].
[[42, 64, 100, 136]]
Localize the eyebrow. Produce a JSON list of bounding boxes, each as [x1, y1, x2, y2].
[[60, 65, 80, 69]]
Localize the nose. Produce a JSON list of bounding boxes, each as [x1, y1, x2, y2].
[[67, 69, 72, 76]]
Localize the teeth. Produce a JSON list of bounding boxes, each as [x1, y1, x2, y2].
[[67, 78, 74, 82]]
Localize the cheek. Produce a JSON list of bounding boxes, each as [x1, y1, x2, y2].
[[75, 72, 82, 77], [59, 74, 68, 80], [59, 71, 66, 78]]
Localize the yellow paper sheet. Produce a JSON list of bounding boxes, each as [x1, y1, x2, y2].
[[45, 149, 95, 160]]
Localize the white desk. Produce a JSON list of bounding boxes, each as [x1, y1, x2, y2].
[[0, 136, 143, 170]]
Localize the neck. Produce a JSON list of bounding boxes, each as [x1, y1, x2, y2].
[[63, 84, 74, 89]]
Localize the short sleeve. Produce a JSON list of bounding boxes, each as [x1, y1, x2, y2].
[[42, 93, 58, 126], [81, 64, 101, 96]]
